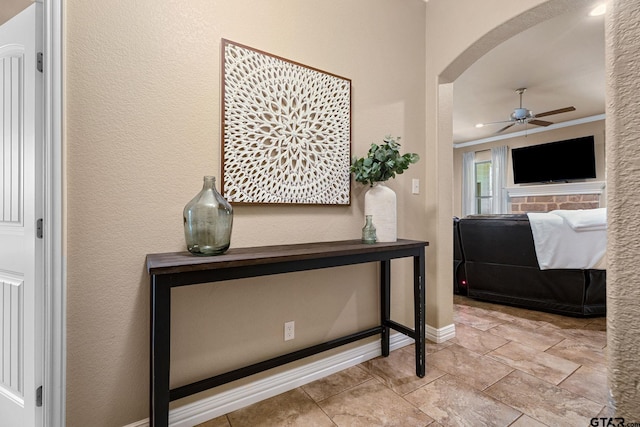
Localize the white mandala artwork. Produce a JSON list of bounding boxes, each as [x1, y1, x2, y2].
[[222, 39, 351, 205]]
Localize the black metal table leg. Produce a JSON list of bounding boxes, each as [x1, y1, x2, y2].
[[380, 259, 391, 357], [414, 251, 426, 377], [150, 276, 171, 427]]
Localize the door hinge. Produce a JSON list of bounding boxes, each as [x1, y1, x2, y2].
[[37, 52, 43, 73], [36, 386, 43, 407], [36, 218, 43, 239]]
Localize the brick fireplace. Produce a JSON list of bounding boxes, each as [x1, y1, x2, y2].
[[506, 181, 606, 214]]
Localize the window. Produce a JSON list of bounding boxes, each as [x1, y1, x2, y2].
[[462, 146, 507, 216], [475, 161, 492, 214]]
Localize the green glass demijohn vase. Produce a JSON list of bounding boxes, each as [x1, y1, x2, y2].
[[183, 176, 233, 255]]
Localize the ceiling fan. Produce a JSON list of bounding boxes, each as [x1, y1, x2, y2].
[[476, 88, 576, 133]]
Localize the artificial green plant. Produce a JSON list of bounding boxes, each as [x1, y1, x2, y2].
[[350, 135, 420, 187]]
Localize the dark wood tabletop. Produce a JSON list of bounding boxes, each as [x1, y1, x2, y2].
[[146, 239, 428, 275]]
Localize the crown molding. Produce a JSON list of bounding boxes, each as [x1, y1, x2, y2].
[[454, 114, 606, 149]]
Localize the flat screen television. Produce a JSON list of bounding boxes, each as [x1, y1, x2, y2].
[[511, 136, 596, 184]]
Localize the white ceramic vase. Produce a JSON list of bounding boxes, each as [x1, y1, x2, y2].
[[364, 183, 397, 242]]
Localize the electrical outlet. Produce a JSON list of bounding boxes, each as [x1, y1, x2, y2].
[[412, 179, 420, 195], [284, 321, 295, 341]]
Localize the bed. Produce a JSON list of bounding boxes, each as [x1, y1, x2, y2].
[[454, 210, 606, 317]]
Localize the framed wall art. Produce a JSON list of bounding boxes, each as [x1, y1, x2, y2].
[[221, 39, 352, 205]]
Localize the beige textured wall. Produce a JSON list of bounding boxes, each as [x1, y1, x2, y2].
[[0, 0, 32, 25], [452, 120, 607, 216], [65, 0, 426, 425], [605, 0, 640, 417]]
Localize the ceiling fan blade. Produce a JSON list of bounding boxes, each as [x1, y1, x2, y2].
[[535, 106, 576, 118], [528, 119, 554, 127], [478, 120, 513, 126], [496, 123, 516, 133]]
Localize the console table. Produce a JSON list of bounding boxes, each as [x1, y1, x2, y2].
[[146, 239, 428, 427]]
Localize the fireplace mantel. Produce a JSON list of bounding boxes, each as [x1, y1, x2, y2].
[[506, 181, 606, 198]]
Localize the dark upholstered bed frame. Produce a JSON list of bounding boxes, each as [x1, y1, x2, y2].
[[454, 215, 606, 317]]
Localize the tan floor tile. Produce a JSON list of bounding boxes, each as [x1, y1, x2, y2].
[[485, 370, 603, 426], [585, 316, 607, 331], [585, 322, 607, 331], [318, 379, 433, 427], [521, 310, 594, 329], [453, 310, 506, 331], [476, 309, 524, 324], [195, 415, 230, 427], [469, 301, 543, 321], [487, 322, 564, 351], [404, 374, 521, 427], [454, 296, 520, 316], [457, 302, 551, 329], [302, 365, 373, 402], [452, 323, 509, 354], [226, 388, 334, 427], [487, 341, 580, 385], [457, 298, 587, 329], [428, 344, 513, 390], [501, 316, 549, 331], [455, 303, 506, 319], [453, 295, 492, 308], [361, 347, 446, 395], [559, 365, 609, 405], [597, 403, 616, 417], [401, 339, 454, 356], [509, 414, 547, 427], [540, 324, 607, 348], [546, 338, 607, 368], [399, 340, 453, 357], [425, 339, 455, 354], [514, 310, 595, 330]]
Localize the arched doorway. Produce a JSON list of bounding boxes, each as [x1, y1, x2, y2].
[[430, 0, 640, 417]]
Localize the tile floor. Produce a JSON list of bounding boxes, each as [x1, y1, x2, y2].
[[197, 295, 609, 426]]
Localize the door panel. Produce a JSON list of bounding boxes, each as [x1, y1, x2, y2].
[[1, 51, 23, 224], [0, 3, 42, 427]]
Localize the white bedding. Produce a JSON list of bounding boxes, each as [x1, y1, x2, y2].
[[527, 208, 607, 270], [549, 208, 607, 231]]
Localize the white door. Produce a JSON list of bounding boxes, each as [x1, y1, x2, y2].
[[0, 3, 43, 427]]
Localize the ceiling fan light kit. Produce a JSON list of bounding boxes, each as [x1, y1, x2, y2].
[[511, 107, 534, 122], [479, 87, 576, 134]]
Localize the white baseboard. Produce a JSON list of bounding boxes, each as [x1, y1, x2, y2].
[[427, 322, 456, 343], [125, 325, 455, 427]]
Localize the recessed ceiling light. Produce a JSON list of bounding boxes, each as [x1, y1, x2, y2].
[[475, 123, 484, 128], [589, 4, 606, 16]]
